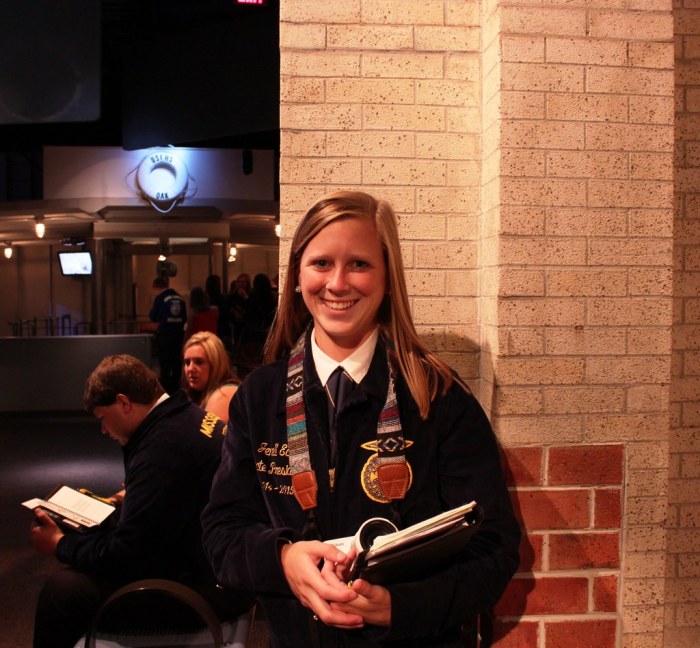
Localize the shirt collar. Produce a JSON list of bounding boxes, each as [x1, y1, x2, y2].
[[148, 392, 170, 414], [311, 328, 379, 386]]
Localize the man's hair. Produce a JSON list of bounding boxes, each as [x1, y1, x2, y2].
[[83, 354, 164, 413]]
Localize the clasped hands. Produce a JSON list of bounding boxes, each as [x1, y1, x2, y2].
[[280, 540, 391, 629]]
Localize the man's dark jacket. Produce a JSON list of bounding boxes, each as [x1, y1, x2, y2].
[[57, 391, 225, 585], [149, 287, 186, 338]]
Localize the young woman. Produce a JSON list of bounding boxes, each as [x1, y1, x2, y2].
[[182, 331, 238, 422], [202, 191, 520, 647]]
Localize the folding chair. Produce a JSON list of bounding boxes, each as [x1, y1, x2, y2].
[[76, 579, 253, 648]]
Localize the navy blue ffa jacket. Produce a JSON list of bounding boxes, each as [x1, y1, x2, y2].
[[57, 391, 226, 585], [202, 335, 520, 647], [149, 287, 187, 338]]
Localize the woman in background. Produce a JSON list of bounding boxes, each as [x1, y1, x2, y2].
[[186, 286, 218, 339], [183, 331, 238, 422]]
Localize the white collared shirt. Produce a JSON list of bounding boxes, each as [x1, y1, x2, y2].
[[149, 392, 170, 413], [311, 328, 379, 387]]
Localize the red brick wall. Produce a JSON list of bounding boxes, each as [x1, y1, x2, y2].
[[492, 445, 623, 647]]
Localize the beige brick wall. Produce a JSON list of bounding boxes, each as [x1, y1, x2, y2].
[[279, 1, 689, 646], [280, 0, 483, 384]]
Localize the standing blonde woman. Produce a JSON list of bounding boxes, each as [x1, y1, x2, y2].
[[182, 331, 238, 422], [202, 191, 519, 647]]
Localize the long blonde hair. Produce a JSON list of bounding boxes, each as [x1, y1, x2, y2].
[[182, 332, 237, 405], [264, 190, 463, 418]]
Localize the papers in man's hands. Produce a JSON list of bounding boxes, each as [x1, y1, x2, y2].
[[328, 501, 484, 585], [22, 484, 116, 533]]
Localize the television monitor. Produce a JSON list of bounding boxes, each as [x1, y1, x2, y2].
[[58, 251, 93, 276]]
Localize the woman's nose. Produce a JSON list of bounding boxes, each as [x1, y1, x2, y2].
[[327, 268, 348, 292]]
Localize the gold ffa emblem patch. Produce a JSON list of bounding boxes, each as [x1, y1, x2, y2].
[[360, 439, 413, 503]]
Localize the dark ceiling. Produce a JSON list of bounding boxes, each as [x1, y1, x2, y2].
[[0, 0, 280, 153]]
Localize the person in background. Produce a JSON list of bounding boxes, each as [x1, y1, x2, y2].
[[29, 355, 250, 648], [233, 273, 277, 378], [186, 286, 218, 339], [148, 276, 187, 395], [227, 273, 251, 346], [205, 274, 230, 345], [201, 191, 520, 647], [183, 331, 239, 422]]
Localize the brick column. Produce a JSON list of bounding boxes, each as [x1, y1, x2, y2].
[[669, 2, 700, 645], [485, 2, 675, 647]]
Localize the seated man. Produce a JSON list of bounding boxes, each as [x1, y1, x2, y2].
[[29, 354, 250, 648]]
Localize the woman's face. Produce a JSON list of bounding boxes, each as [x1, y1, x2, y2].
[[183, 344, 211, 392], [298, 217, 387, 360]]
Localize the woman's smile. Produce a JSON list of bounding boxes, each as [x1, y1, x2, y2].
[[321, 298, 358, 311]]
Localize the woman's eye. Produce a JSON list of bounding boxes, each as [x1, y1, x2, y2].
[[351, 260, 369, 270]]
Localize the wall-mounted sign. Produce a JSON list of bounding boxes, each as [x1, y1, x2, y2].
[[132, 148, 196, 213]]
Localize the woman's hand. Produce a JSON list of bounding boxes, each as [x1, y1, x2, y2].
[[280, 541, 364, 629], [319, 547, 392, 627], [29, 509, 64, 556], [330, 578, 392, 627]]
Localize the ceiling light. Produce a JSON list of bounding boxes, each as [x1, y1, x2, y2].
[[35, 216, 45, 239], [158, 253, 167, 262], [4, 243, 13, 259], [227, 243, 237, 263], [275, 223, 281, 238]]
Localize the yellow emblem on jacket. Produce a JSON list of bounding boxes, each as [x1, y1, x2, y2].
[[199, 412, 221, 438], [360, 439, 413, 503]]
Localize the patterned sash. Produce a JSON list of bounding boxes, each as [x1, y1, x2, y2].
[[286, 328, 408, 511]]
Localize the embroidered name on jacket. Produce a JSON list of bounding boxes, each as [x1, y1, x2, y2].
[[256, 443, 294, 495], [253, 439, 414, 502], [199, 412, 221, 438]]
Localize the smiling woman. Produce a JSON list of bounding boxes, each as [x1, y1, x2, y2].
[[201, 191, 521, 648]]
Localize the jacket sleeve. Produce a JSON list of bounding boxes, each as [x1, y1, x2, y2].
[[385, 386, 521, 641], [201, 388, 298, 595], [56, 440, 208, 581]]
